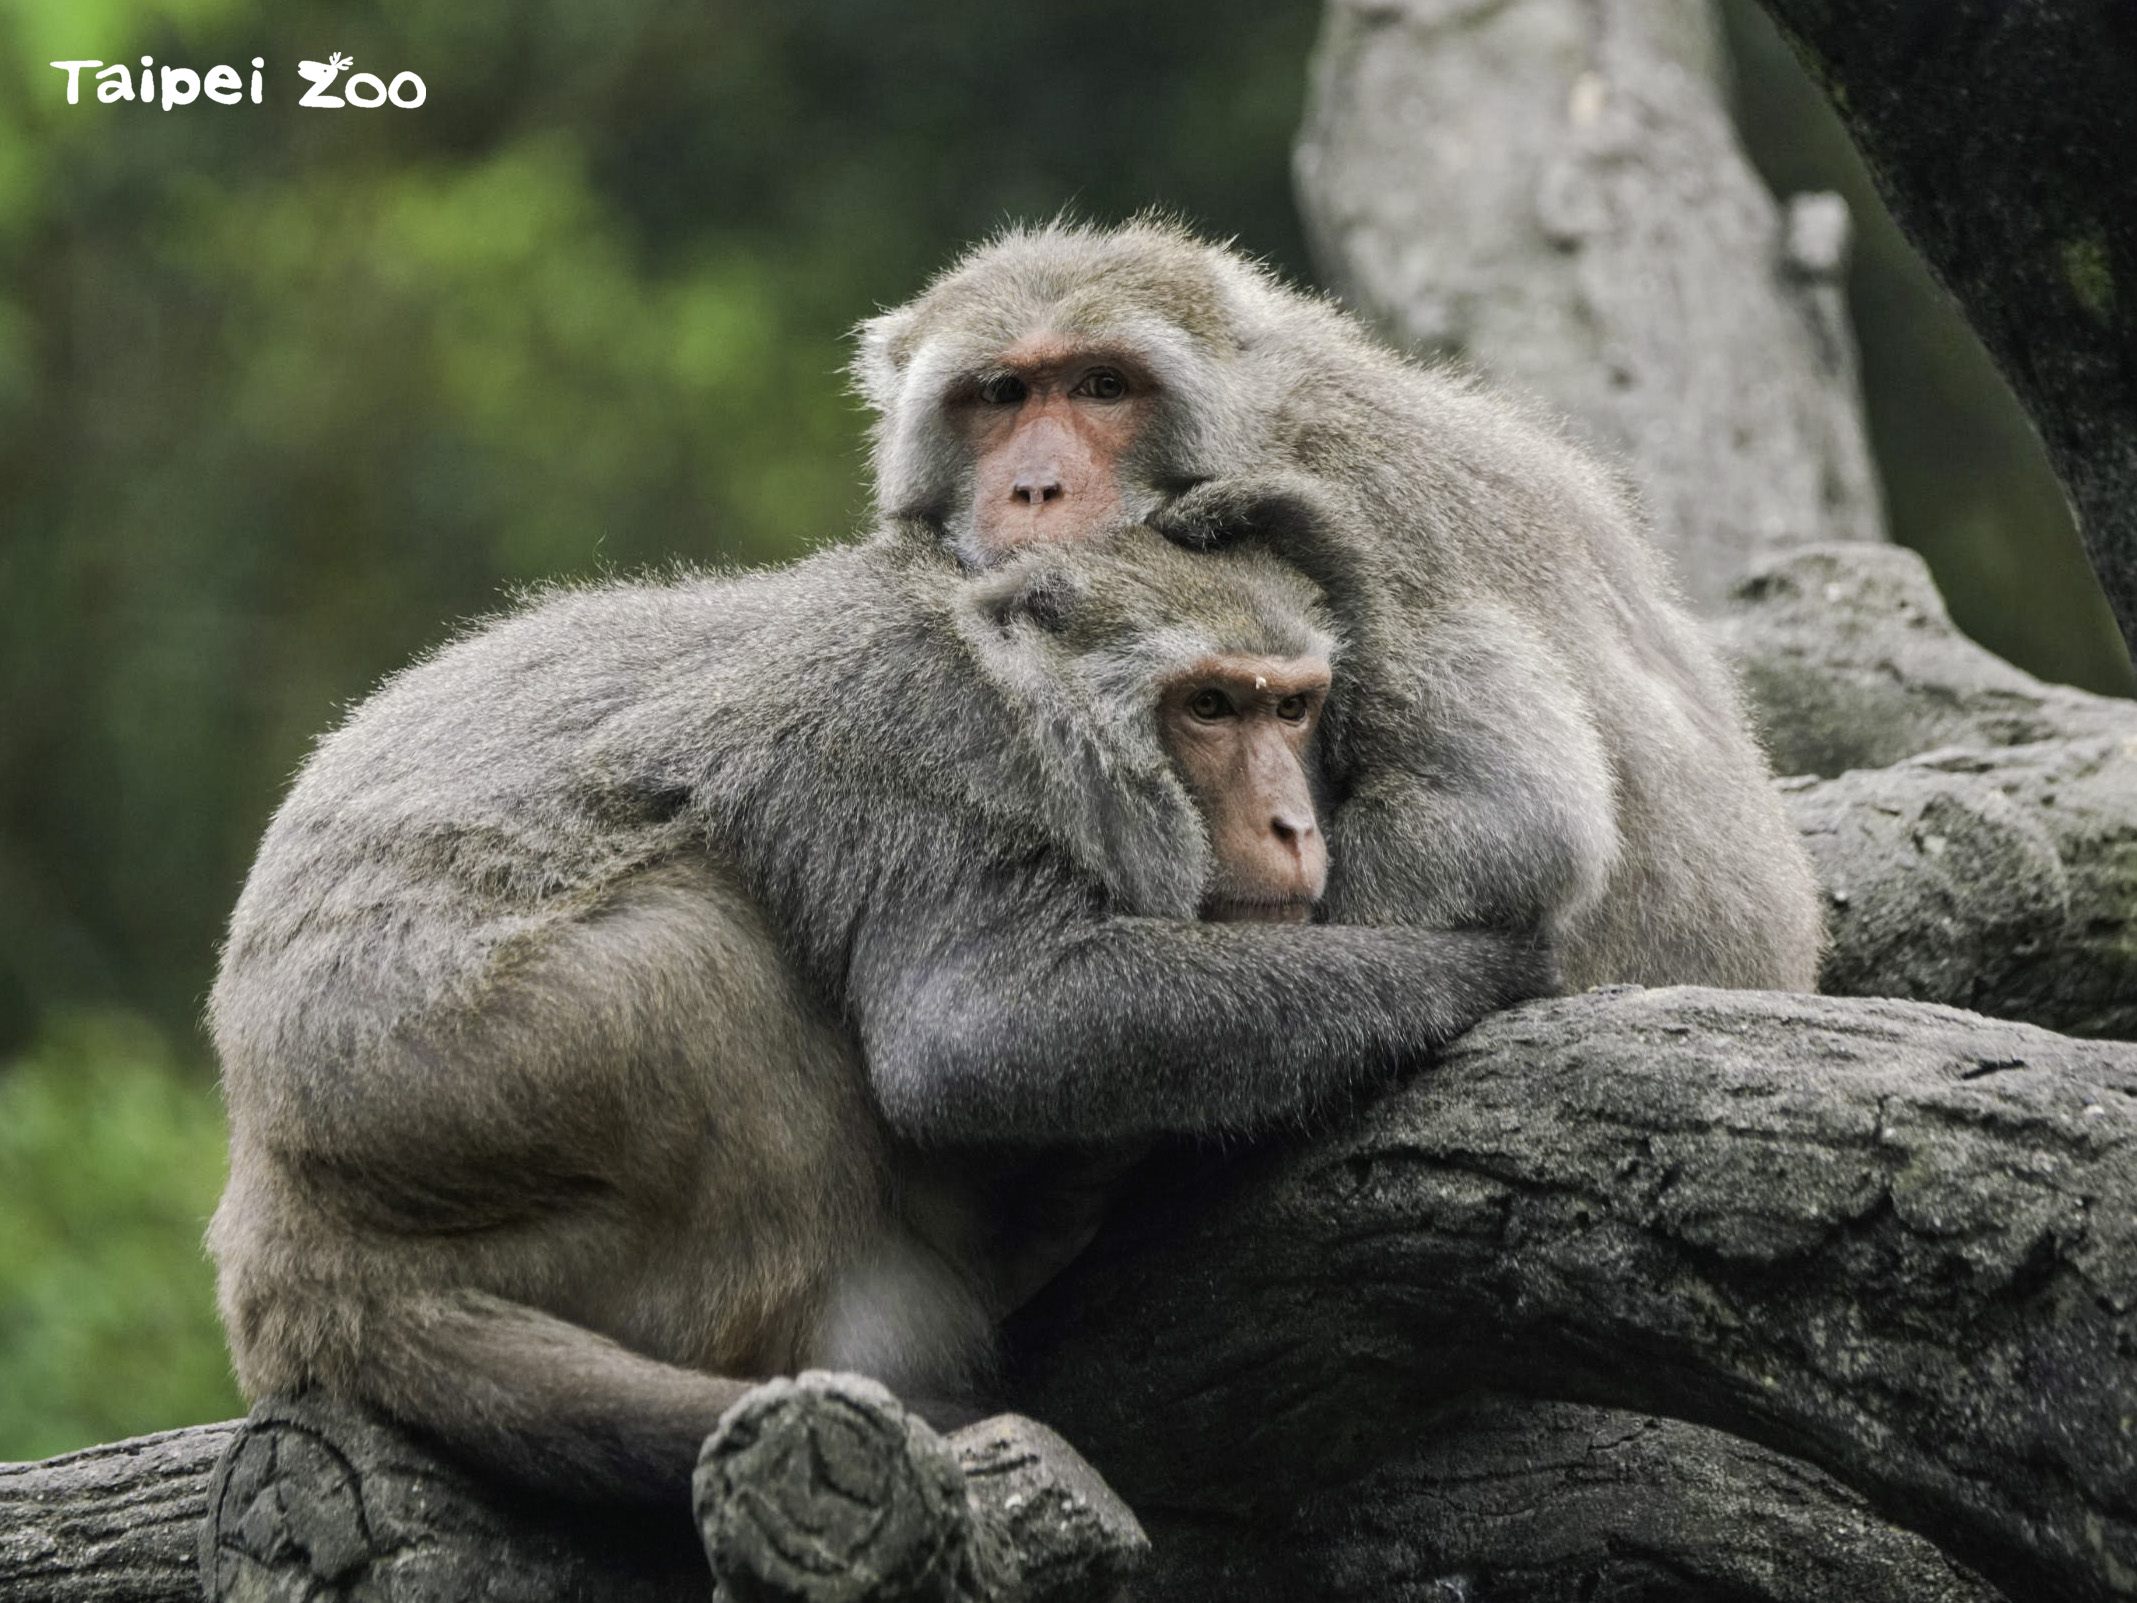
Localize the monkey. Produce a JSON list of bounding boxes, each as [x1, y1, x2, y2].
[[851, 217, 1825, 992], [207, 526, 1555, 1506]]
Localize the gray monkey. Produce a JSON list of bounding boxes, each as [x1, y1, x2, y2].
[[853, 218, 1823, 989], [208, 527, 1553, 1503]]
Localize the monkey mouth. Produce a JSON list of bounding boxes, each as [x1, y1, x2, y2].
[[1203, 896, 1317, 925]]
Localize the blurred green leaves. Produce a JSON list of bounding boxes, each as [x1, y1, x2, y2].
[[0, 1013, 237, 1459]]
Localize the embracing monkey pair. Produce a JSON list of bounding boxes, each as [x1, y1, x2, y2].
[[209, 220, 1821, 1505]]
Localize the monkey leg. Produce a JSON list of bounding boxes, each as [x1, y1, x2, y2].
[[357, 1288, 760, 1502], [213, 860, 899, 1503], [350, 1287, 997, 1505], [215, 857, 1019, 1504]]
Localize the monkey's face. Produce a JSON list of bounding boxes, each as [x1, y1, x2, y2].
[[951, 337, 1152, 558], [854, 222, 1268, 568], [1157, 655, 1330, 923]]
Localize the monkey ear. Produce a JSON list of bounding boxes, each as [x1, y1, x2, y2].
[[850, 307, 916, 412]]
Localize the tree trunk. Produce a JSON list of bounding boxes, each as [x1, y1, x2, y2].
[[1745, 0, 2137, 668], [1294, 0, 1885, 607]]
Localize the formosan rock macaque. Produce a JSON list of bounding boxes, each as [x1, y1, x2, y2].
[[209, 529, 1552, 1503]]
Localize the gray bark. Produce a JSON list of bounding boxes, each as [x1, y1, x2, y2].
[[696, 1373, 1144, 1603], [1294, 0, 1885, 607], [0, 1424, 234, 1603], [1745, 0, 2137, 669], [1008, 987, 2137, 1603], [1725, 543, 2137, 1039], [1721, 543, 2137, 781], [1147, 1401, 2002, 1602], [0, 1387, 1143, 1603]]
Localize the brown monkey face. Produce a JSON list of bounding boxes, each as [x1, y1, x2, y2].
[[954, 337, 1154, 557], [1158, 654, 1331, 923]]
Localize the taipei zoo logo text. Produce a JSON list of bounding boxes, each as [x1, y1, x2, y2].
[[49, 53, 426, 111]]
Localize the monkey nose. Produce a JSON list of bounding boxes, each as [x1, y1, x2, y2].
[[1011, 471, 1065, 506], [1271, 811, 1328, 897]]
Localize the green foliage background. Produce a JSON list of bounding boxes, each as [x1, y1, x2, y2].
[[0, 0, 2125, 1458]]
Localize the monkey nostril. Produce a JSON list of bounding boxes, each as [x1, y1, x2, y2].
[[1013, 473, 1065, 506], [1271, 813, 1313, 850]]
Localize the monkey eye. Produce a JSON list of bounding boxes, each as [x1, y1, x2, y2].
[[1187, 688, 1234, 721], [1073, 368, 1128, 402], [978, 374, 1028, 405], [1275, 695, 1311, 723]]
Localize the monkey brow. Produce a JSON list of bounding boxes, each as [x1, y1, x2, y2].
[[986, 337, 1153, 379]]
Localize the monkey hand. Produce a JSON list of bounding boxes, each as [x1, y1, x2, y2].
[[1367, 923, 1568, 1065], [1407, 925, 1565, 1062], [1149, 470, 1353, 554], [1464, 924, 1566, 1013]]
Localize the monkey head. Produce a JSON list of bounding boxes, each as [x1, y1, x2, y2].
[[962, 528, 1336, 923], [853, 219, 1297, 566]]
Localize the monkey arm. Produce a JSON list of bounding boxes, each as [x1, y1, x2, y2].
[[850, 898, 1557, 1147]]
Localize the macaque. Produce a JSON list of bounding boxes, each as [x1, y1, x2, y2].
[[209, 528, 1552, 1502]]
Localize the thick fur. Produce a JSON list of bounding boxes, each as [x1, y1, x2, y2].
[[855, 219, 1824, 989], [209, 528, 1551, 1502]]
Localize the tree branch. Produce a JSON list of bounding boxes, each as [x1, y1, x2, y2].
[[1725, 542, 2137, 1037], [1009, 987, 2137, 1603], [1139, 1400, 2003, 1602], [0, 1424, 233, 1603], [2, 1385, 1144, 1603]]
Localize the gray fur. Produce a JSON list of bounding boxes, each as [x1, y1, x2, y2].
[[856, 218, 1824, 989], [209, 527, 1550, 1503]]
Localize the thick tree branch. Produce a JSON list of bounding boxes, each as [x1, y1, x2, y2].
[[1009, 987, 2137, 1603], [1723, 543, 2136, 781], [1725, 543, 2137, 1037], [1746, 0, 2137, 668], [0, 1424, 234, 1603], [1139, 1400, 2002, 1602], [1, 1386, 1143, 1603]]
